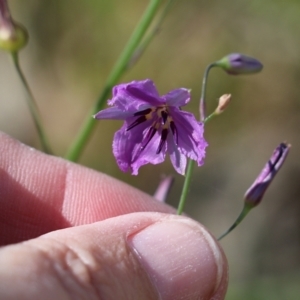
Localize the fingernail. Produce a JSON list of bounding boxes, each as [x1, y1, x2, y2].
[[128, 217, 224, 300]]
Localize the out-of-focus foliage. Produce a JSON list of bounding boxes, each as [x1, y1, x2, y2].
[[1, 1, 300, 298]]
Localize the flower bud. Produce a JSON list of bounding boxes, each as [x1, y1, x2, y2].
[[153, 175, 174, 202], [216, 53, 263, 75], [0, 0, 28, 52], [244, 142, 290, 207], [215, 94, 231, 115]]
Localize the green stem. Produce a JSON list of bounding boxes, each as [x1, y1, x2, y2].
[[199, 62, 216, 121], [65, 0, 163, 162], [177, 115, 215, 215], [127, 0, 176, 69], [177, 159, 195, 215], [11, 52, 52, 154], [177, 62, 218, 215], [217, 204, 252, 240], [204, 111, 216, 123]]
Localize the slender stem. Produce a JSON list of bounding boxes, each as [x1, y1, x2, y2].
[[199, 62, 216, 121], [65, 86, 110, 162], [127, 0, 176, 68], [204, 112, 216, 123], [217, 204, 252, 240], [65, 0, 163, 162], [177, 159, 195, 215], [11, 52, 52, 154], [177, 62, 218, 215]]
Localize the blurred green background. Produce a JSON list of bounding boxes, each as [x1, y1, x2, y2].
[[1, 0, 300, 299]]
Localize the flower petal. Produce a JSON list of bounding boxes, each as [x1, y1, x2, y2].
[[112, 117, 166, 175], [109, 79, 163, 111], [131, 129, 166, 175], [112, 124, 143, 173], [167, 133, 187, 175], [163, 88, 190, 107], [94, 107, 133, 120], [169, 107, 207, 166]]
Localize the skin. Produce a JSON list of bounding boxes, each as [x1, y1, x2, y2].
[[0, 132, 228, 300]]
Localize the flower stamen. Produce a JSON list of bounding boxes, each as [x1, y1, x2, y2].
[[127, 115, 148, 131], [157, 128, 169, 154], [161, 110, 168, 124], [170, 121, 178, 145], [127, 107, 155, 131], [141, 126, 157, 150], [133, 108, 153, 116]]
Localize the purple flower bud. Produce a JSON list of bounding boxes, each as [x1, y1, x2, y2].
[[244, 142, 290, 207], [216, 53, 263, 75], [0, 0, 28, 52], [153, 175, 174, 202]]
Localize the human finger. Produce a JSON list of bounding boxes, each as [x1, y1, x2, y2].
[[0, 132, 175, 245], [0, 212, 228, 300]]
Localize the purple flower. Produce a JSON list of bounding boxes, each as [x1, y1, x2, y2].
[[216, 53, 263, 75], [245, 142, 290, 207], [94, 79, 207, 175]]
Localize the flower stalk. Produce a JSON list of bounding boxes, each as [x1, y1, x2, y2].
[[11, 53, 52, 154], [0, 0, 52, 154], [199, 63, 216, 122], [177, 115, 211, 215], [127, 0, 176, 69], [177, 62, 217, 215], [177, 159, 195, 214], [217, 204, 252, 240], [178, 53, 263, 216]]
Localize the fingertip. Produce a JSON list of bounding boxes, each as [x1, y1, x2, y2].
[[128, 215, 228, 300]]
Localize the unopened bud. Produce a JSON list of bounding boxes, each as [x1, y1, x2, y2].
[[0, 0, 28, 52], [215, 94, 231, 114], [216, 53, 263, 75], [153, 175, 174, 203], [244, 142, 290, 207]]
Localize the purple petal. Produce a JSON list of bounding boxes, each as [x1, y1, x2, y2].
[[112, 117, 166, 175], [112, 126, 143, 173], [153, 176, 174, 202], [169, 107, 207, 166], [94, 107, 133, 120], [167, 133, 187, 175], [131, 129, 166, 175], [108, 79, 163, 111], [126, 85, 162, 107], [163, 88, 190, 107]]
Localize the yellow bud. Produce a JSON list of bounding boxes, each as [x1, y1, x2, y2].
[[215, 94, 231, 114], [0, 22, 28, 52], [0, 0, 28, 52]]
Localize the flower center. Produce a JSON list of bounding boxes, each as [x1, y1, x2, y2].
[[127, 106, 178, 154]]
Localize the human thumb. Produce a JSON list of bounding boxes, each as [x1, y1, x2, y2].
[[0, 212, 228, 300]]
